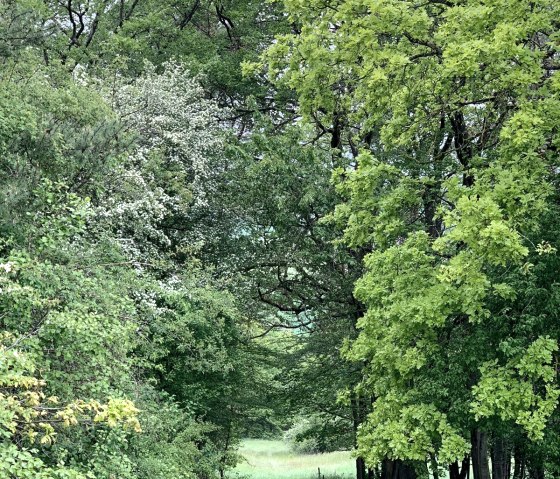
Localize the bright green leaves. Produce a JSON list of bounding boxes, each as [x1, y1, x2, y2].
[[270, 0, 560, 469], [472, 337, 560, 441], [434, 193, 529, 267], [266, 0, 560, 142], [358, 395, 470, 465], [439, 0, 551, 91], [330, 152, 423, 249], [436, 252, 490, 321], [350, 232, 445, 390]]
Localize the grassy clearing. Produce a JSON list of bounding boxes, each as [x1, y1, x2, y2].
[[230, 439, 355, 479]]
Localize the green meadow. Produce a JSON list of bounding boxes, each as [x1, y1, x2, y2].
[[231, 439, 355, 479]]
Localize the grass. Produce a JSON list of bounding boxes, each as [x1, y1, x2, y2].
[[230, 439, 355, 479]]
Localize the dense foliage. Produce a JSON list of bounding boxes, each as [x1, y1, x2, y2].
[[260, 1, 560, 478], [0, 1, 559, 479]]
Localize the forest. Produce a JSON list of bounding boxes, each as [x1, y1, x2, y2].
[[0, 0, 559, 478]]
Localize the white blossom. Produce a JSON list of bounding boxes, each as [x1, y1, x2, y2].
[[0, 262, 14, 273], [112, 61, 225, 205], [91, 61, 226, 262]]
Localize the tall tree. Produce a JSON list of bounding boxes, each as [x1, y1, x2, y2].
[[262, 0, 560, 477]]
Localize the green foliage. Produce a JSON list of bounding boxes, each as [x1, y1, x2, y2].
[[0, 329, 139, 479], [284, 415, 352, 454], [0, 4, 275, 475], [7, 0, 560, 477], [264, 0, 560, 472], [190, 120, 364, 456], [472, 338, 560, 441]]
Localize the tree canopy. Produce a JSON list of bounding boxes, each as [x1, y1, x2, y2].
[[0, 1, 559, 479]]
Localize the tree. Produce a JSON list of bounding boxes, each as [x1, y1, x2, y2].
[[263, 0, 560, 477], [0, 17, 260, 477], [0, 331, 139, 479]]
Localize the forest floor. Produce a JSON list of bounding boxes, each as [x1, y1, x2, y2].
[[231, 439, 355, 479]]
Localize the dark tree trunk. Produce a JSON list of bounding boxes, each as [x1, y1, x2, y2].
[[472, 429, 491, 479], [513, 446, 525, 479], [351, 396, 400, 479], [450, 457, 470, 479], [491, 438, 511, 479], [430, 453, 440, 479], [357, 457, 366, 479], [352, 395, 372, 479], [381, 459, 418, 479]]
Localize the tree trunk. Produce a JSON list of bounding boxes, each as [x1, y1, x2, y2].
[[491, 438, 511, 479], [472, 429, 491, 479], [356, 457, 366, 479], [381, 459, 418, 479], [430, 453, 440, 479], [513, 446, 525, 479], [450, 457, 470, 479], [352, 395, 369, 479]]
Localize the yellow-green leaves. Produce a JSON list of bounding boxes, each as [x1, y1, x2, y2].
[[358, 395, 470, 465], [0, 333, 141, 446], [472, 338, 560, 441], [434, 194, 529, 266], [270, 0, 560, 468]]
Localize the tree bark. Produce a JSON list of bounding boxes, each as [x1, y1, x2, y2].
[[513, 445, 525, 479], [491, 438, 511, 479], [450, 457, 470, 479], [381, 459, 418, 479], [430, 453, 440, 479], [352, 395, 370, 479], [471, 429, 491, 479], [356, 457, 366, 479]]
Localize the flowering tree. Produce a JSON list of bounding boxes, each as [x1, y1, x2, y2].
[[94, 61, 225, 260]]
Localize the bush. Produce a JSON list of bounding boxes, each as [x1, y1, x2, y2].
[[284, 414, 353, 454]]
